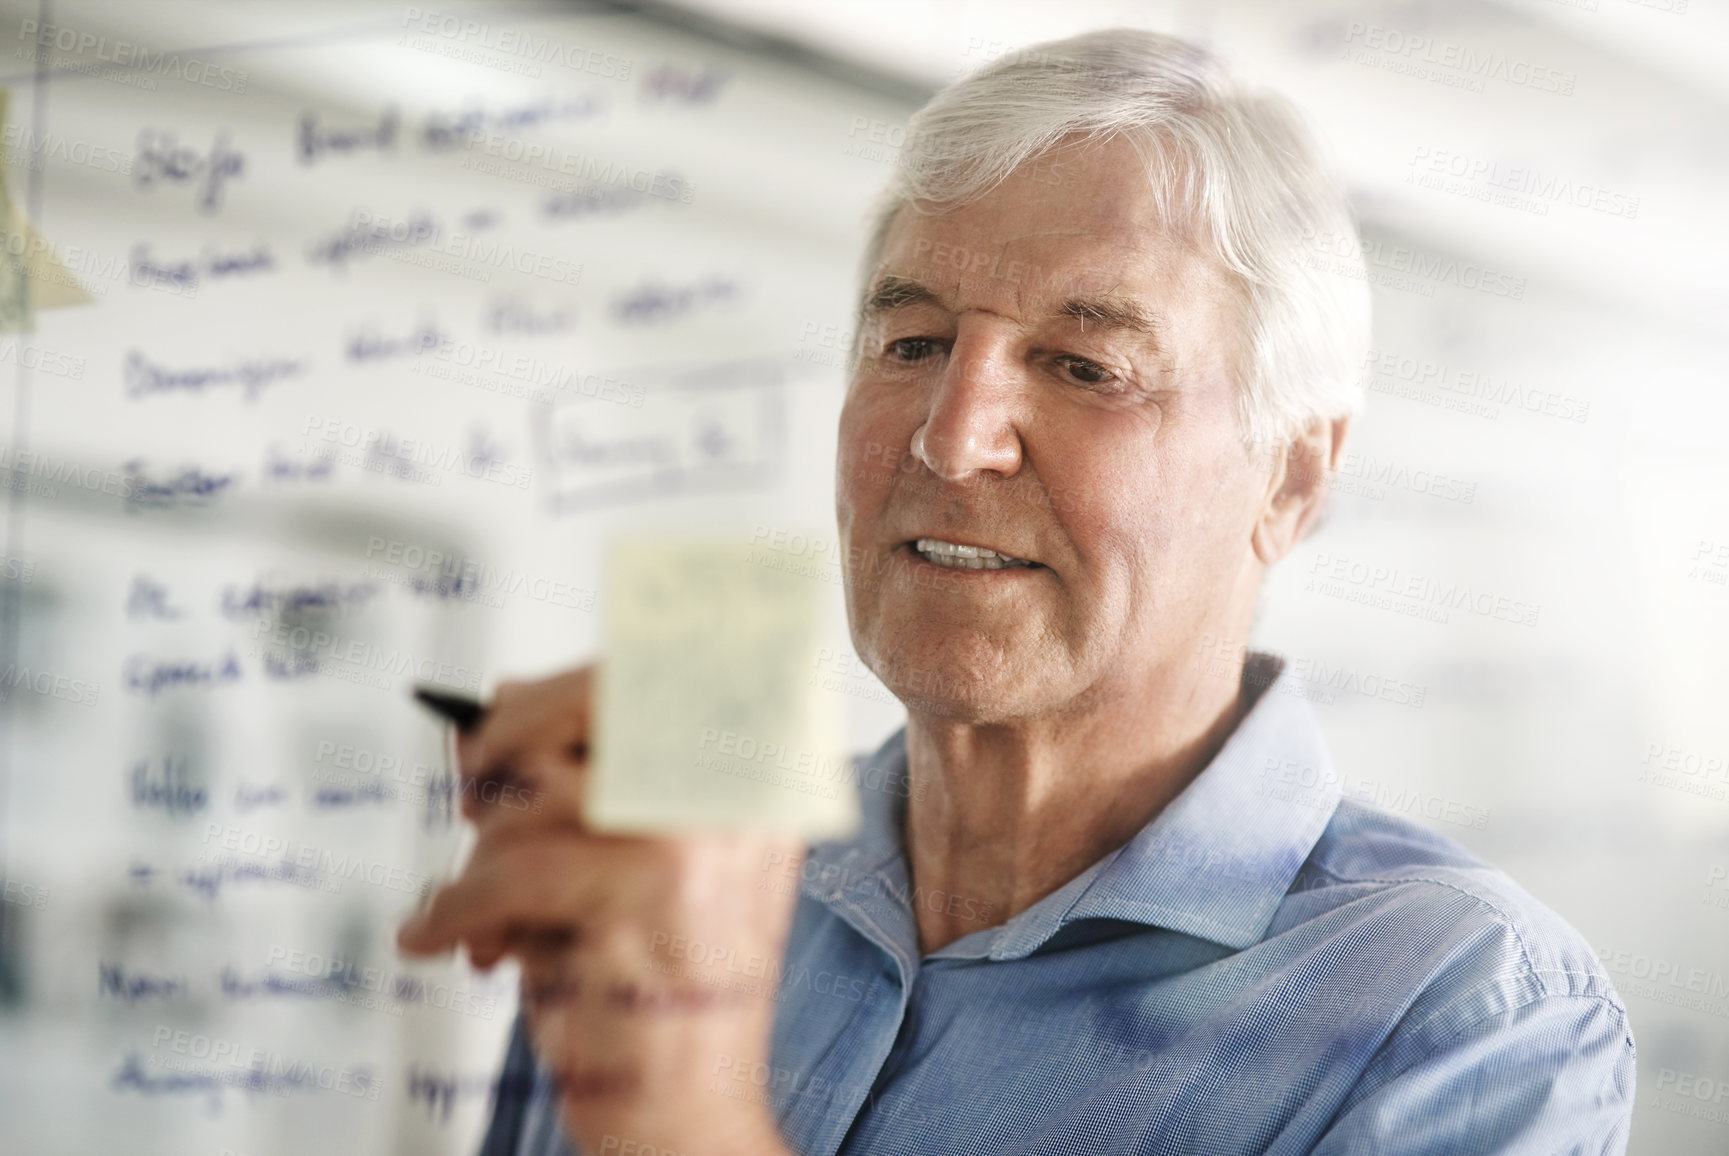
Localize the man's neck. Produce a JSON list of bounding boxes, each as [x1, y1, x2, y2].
[[902, 658, 1249, 955]]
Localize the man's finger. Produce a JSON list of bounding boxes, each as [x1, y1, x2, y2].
[[396, 833, 658, 956], [460, 745, 590, 832], [466, 669, 593, 779], [459, 668, 594, 825]]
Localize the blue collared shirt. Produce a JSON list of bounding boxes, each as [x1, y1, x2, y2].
[[482, 657, 1634, 1155]]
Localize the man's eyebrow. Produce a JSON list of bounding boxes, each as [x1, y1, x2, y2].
[[862, 279, 1164, 347], [863, 275, 942, 314], [1059, 295, 1160, 339]]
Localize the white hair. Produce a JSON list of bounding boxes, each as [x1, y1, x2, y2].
[[859, 28, 1370, 447]]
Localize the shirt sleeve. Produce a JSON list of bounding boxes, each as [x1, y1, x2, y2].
[[478, 1013, 539, 1156], [479, 1013, 579, 1156], [1310, 991, 1635, 1155]]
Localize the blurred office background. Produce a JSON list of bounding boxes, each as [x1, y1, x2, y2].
[[0, 0, 1723, 1152]]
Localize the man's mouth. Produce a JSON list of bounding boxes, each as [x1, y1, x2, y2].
[[912, 538, 1039, 571]]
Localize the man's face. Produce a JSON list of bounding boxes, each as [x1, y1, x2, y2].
[[835, 136, 1275, 723]]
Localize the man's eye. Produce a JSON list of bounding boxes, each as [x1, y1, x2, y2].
[[1057, 356, 1114, 386], [889, 337, 943, 362]]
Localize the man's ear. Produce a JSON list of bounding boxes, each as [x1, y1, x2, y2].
[[1251, 415, 1350, 566]]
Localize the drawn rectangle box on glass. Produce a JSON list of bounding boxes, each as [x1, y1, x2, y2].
[[532, 360, 785, 513]]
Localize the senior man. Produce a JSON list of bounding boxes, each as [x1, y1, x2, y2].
[[399, 28, 1634, 1156]]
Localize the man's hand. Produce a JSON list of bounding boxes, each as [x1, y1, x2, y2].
[[397, 667, 802, 1155]]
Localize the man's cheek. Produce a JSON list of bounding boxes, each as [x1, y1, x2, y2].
[[836, 432, 906, 519]]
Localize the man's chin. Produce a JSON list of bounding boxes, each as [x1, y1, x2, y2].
[[872, 656, 1050, 725]]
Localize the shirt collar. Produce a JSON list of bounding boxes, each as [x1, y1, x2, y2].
[[805, 653, 1341, 966]]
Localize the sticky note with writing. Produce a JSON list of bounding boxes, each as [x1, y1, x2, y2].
[[587, 536, 859, 839]]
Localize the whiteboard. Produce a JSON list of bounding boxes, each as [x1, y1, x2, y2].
[[0, 2, 914, 1153]]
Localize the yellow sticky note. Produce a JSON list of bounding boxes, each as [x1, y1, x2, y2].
[[0, 90, 94, 331], [588, 536, 858, 838]]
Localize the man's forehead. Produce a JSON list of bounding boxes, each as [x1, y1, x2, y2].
[[893, 135, 1180, 246], [877, 214, 1205, 325], [884, 212, 1168, 285], [868, 221, 1203, 332]]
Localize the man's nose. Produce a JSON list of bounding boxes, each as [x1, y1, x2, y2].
[[911, 331, 1024, 481]]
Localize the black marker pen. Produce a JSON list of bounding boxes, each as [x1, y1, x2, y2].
[[413, 685, 488, 734]]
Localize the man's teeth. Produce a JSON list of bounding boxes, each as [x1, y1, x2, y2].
[[914, 538, 1032, 570]]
